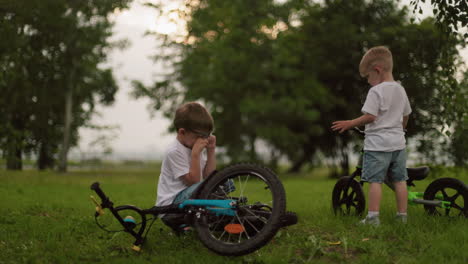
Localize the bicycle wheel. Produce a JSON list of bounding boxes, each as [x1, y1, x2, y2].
[[423, 178, 467, 218], [193, 163, 286, 256], [332, 176, 366, 216]]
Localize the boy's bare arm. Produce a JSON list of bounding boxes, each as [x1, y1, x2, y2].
[[203, 135, 216, 177], [203, 148, 216, 178], [331, 114, 376, 133], [182, 139, 208, 186], [402, 115, 409, 129], [182, 153, 202, 186]]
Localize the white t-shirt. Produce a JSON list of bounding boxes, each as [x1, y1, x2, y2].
[[361, 81, 412, 152], [155, 139, 207, 206]]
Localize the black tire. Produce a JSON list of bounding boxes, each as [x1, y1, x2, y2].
[[332, 176, 366, 216], [193, 164, 286, 256], [423, 178, 467, 218]]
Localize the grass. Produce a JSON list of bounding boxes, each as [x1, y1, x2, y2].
[[0, 166, 467, 264]]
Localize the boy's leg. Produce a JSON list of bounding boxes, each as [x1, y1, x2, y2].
[[393, 181, 408, 214], [173, 182, 202, 204], [368, 183, 383, 212], [161, 214, 189, 233], [389, 149, 408, 213], [162, 182, 203, 234], [389, 149, 409, 219], [361, 151, 391, 225], [360, 183, 382, 226], [362, 151, 390, 212]]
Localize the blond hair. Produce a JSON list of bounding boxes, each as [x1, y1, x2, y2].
[[174, 102, 214, 133], [359, 46, 393, 77]]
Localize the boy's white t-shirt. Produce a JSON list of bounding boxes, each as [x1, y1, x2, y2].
[[156, 139, 207, 207], [361, 81, 412, 152]]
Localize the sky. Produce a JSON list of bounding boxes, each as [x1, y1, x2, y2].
[[74, 1, 174, 160], [74, 0, 467, 161]]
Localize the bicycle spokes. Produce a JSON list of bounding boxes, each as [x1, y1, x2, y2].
[[203, 173, 273, 244], [339, 188, 360, 214], [434, 188, 465, 217], [332, 177, 366, 216]]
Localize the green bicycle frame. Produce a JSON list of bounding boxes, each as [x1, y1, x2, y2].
[[407, 186, 451, 209]]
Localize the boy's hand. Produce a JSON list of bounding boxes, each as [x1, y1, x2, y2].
[[192, 138, 208, 155], [207, 135, 216, 150], [331, 120, 354, 133]]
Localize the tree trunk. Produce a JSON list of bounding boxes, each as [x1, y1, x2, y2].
[[6, 116, 24, 170], [288, 154, 308, 173], [340, 147, 350, 176], [288, 145, 316, 173], [58, 80, 74, 172], [38, 142, 55, 170], [6, 143, 22, 170], [248, 135, 257, 162], [268, 149, 280, 172]]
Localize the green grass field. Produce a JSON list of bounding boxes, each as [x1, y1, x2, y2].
[[1, 167, 467, 264]]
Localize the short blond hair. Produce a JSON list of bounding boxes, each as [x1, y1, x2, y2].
[[174, 102, 214, 133], [359, 46, 393, 77]]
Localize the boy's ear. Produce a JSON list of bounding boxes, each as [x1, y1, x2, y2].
[[177, 128, 185, 135], [374, 65, 382, 74]]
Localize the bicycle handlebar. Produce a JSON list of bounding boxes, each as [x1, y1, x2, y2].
[[91, 182, 106, 200], [90, 182, 113, 208], [90, 182, 146, 247]]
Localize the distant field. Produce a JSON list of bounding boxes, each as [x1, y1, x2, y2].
[[0, 166, 467, 264]]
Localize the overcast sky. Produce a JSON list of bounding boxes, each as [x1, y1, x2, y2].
[[75, 1, 172, 160], [74, 0, 467, 161]]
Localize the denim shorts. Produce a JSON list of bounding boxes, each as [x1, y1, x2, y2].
[[362, 150, 408, 183], [172, 179, 236, 204], [173, 182, 203, 204]]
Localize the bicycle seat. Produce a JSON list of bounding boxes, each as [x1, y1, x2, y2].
[[407, 166, 430, 181]]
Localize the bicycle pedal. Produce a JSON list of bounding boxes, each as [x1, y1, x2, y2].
[[95, 206, 104, 216]]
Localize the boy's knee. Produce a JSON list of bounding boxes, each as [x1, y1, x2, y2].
[[393, 181, 407, 188]]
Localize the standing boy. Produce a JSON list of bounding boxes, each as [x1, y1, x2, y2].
[[156, 102, 216, 232], [331, 46, 412, 225]]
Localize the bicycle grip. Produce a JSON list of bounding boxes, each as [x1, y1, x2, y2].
[[90, 182, 107, 201]]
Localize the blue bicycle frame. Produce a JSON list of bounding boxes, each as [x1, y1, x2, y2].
[[90, 182, 238, 251], [179, 199, 237, 216]]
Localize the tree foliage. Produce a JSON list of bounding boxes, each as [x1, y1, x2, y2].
[[410, 0, 468, 39], [410, 0, 467, 167], [0, 0, 131, 170], [135, 0, 465, 171]]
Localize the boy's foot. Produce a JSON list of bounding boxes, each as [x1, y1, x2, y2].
[[359, 215, 380, 226], [395, 214, 407, 224], [212, 179, 236, 198]]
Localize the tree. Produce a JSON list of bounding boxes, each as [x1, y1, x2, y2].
[[135, 0, 464, 173], [267, 0, 462, 173], [0, 0, 131, 171], [134, 0, 328, 166], [410, 0, 468, 38], [447, 71, 468, 167], [410, 0, 467, 167]]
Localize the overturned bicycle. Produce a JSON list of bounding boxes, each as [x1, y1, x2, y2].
[[90, 164, 298, 256]]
